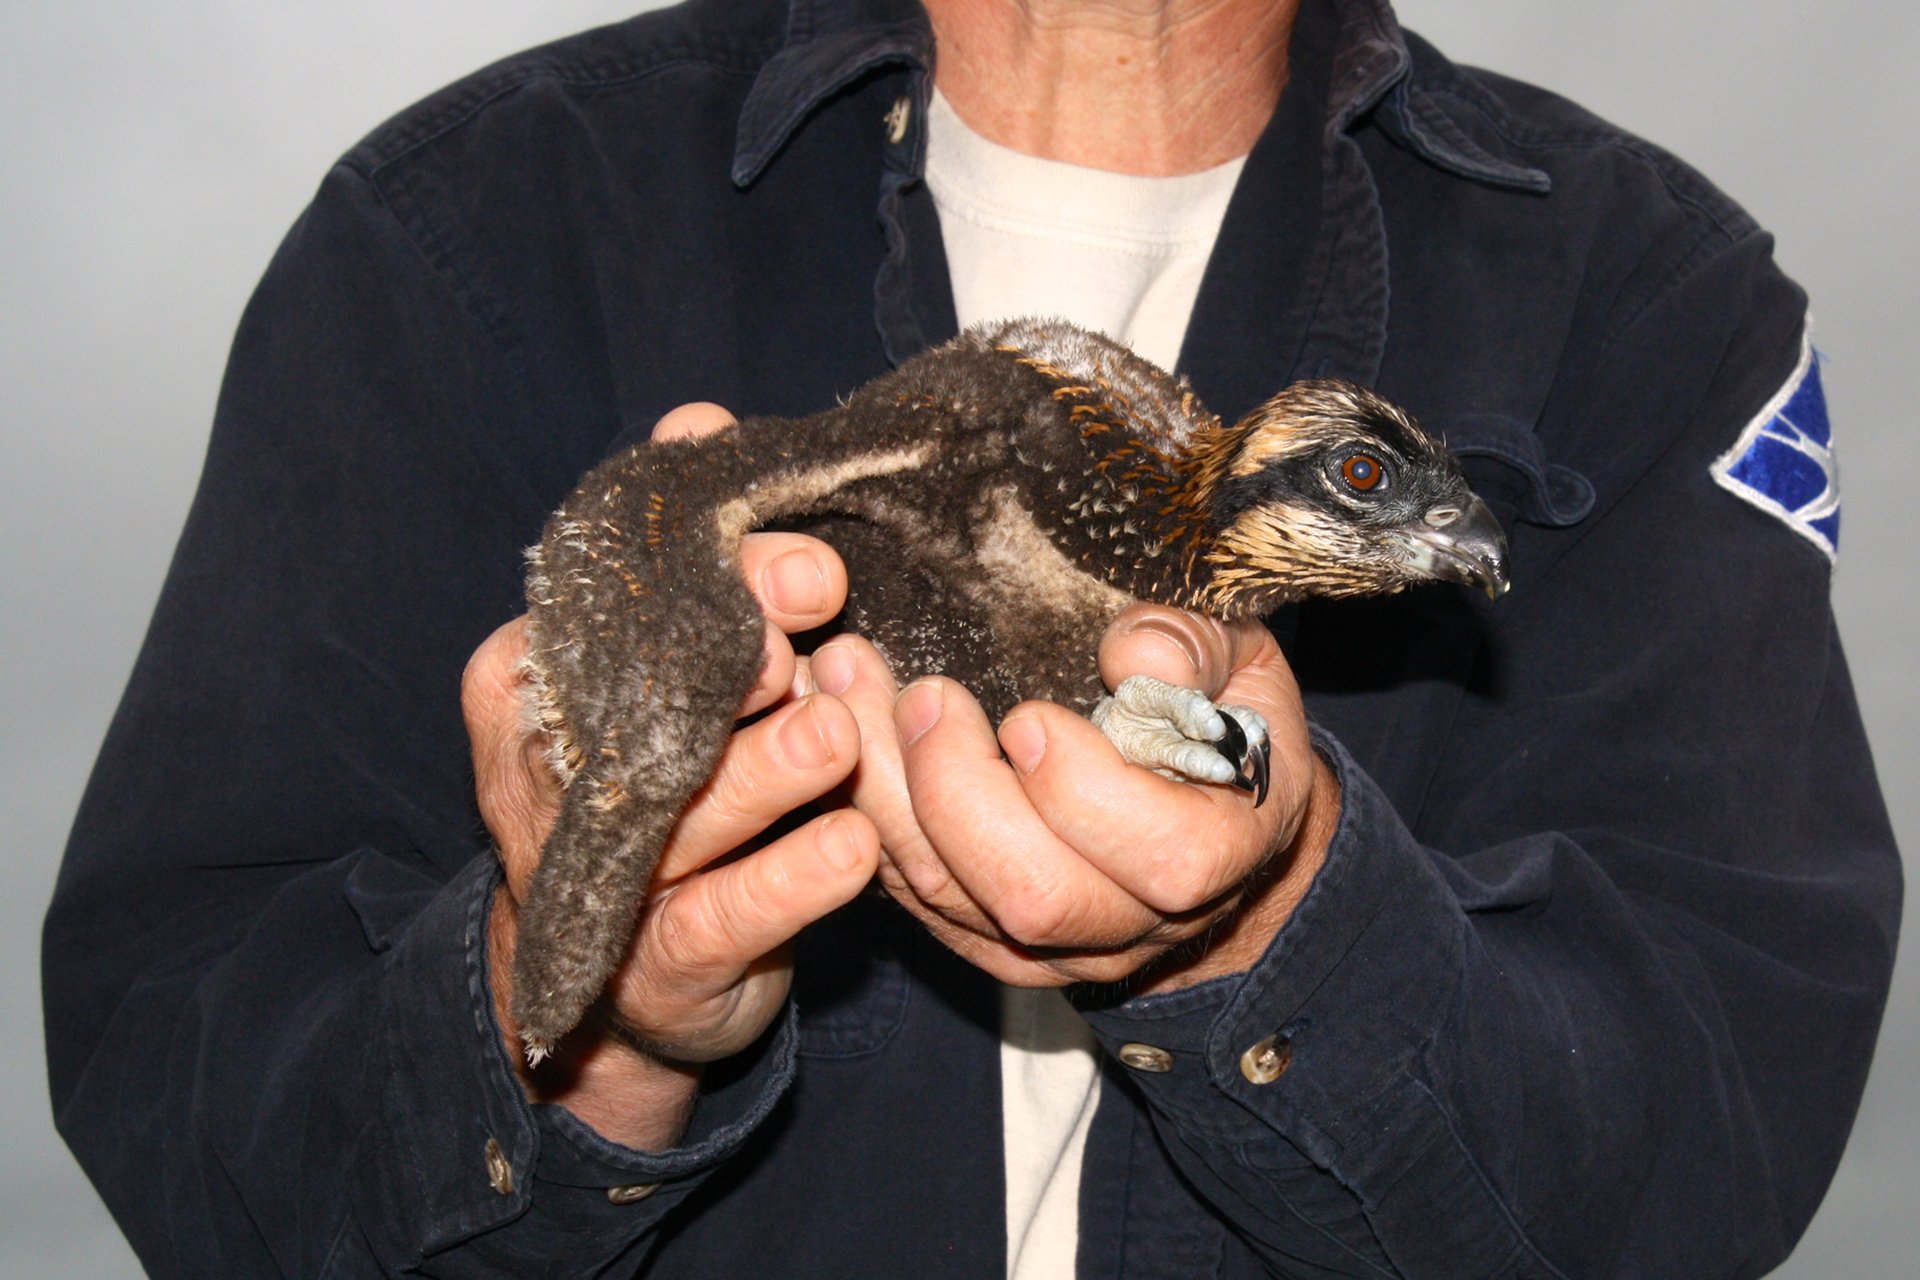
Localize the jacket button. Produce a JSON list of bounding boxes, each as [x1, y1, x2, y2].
[[1239, 1034, 1292, 1084], [607, 1183, 660, 1205], [1116, 1042, 1174, 1073], [483, 1137, 514, 1195], [884, 96, 912, 145]]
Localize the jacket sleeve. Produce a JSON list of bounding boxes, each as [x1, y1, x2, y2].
[[1076, 230, 1901, 1277], [40, 163, 791, 1278]]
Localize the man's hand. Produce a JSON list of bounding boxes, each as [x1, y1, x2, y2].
[[816, 604, 1338, 993], [464, 403, 880, 1150]]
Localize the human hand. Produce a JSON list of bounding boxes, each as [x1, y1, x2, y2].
[[814, 603, 1338, 993], [464, 403, 880, 1148]]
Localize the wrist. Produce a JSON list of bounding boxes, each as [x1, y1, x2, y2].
[[1134, 748, 1340, 993], [488, 884, 700, 1150]]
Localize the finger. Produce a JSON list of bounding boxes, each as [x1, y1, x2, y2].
[[998, 699, 1284, 917], [809, 640, 936, 880], [1097, 603, 1272, 699], [615, 808, 880, 1058], [894, 677, 1161, 950], [462, 617, 562, 896], [654, 692, 863, 882], [735, 531, 848, 719], [812, 645, 1190, 987], [649, 401, 738, 443], [880, 882, 1185, 989], [739, 532, 848, 632], [811, 640, 1005, 937]]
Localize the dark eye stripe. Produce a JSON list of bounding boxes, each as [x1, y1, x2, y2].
[[1342, 454, 1384, 491]]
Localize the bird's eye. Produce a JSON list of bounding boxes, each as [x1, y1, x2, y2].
[[1340, 453, 1386, 492]]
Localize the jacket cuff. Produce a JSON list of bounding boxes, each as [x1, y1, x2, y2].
[[1072, 730, 1534, 1268], [366, 853, 795, 1269], [1074, 728, 1462, 1106]]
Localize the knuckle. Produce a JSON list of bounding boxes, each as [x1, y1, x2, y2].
[[898, 854, 958, 907], [652, 401, 737, 442], [727, 856, 795, 942], [1131, 811, 1248, 913], [887, 837, 965, 908], [1138, 855, 1224, 917], [460, 662, 515, 741], [1058, 952, 1144, 986], [461, 620, 527, 698], [652, 885, 737, 976], [698, 746, 779, 830], [459, 634, 500, 701], [874, 859, 914, 897], [994, 888, 1084, 950], [483, 780, 556, 861]]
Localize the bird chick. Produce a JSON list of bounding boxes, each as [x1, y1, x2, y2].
[[512, 318, 1507, 1059]]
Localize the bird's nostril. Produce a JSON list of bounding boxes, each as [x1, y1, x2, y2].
[[1424, 507, 1461, 528]]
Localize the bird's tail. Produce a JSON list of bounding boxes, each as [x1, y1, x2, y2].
[[510, 777, 683, 1062], [508, 433, 772, 1061]]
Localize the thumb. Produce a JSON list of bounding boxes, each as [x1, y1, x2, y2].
[[462, 616, 564, 898], [1097, 603, 1278, 700]]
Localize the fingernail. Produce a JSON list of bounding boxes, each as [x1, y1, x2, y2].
[[896, 680, 943, 746], [999, 714, 1047, 774], [778, 699, 836, 769], [820, 812, 866, 873], [812, 641, 856, 696], [764, 548, 829, 615], [1123, 616, 1206, 672]]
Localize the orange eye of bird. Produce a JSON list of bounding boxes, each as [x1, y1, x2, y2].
[[1341, 453, 1385, 492]]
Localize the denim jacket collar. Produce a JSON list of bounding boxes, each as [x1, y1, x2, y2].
[[731, 0, 1548, 193], [732, 0, 934, 185]]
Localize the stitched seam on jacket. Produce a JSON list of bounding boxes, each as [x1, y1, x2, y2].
[[350, 54, 763, 181], [1416, 81, 1754, 246]]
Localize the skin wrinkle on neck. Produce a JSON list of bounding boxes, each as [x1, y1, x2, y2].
[[923, 0, 1298, 175]]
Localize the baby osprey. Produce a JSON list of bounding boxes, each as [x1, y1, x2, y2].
[[514, 318, 1507, 1058]]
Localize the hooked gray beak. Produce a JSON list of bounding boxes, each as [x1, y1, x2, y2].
[[1399, 495, 1511, 599]]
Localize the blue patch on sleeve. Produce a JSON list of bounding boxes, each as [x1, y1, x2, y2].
[[1710, 333, 1839, 560]]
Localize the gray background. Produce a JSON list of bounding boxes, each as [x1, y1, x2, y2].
[[3, 1, 1912, 1274]]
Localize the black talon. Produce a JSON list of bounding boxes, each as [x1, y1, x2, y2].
[[1218, 713, 1249, 781], [1214, 716, 1271, 807]]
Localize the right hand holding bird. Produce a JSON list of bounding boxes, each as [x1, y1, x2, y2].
[[814, 603, 1338, 993]]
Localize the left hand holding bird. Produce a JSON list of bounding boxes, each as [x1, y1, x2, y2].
[[811, 603, 1340, 992]]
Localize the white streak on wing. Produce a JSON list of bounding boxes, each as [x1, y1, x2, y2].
[[713, 444, 935, 546], [967, 486, 1131, 620]]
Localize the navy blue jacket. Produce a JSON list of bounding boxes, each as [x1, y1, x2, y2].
[[44, 0, 1900, 1274]]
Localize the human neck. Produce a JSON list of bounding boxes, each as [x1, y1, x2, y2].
[[922, 0, 1297, 175]]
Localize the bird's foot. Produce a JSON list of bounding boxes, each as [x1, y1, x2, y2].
[[1090, 675, 1270, 805]]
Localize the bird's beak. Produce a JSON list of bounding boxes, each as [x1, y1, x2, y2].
[[1399, 496, 1511, 599]]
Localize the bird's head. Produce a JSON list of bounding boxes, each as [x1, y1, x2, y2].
[[1194, 380, 1510, 616]]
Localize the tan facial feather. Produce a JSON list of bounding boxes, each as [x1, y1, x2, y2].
[[1227, 380, 1434, 479], [1195, 503, 1405, 615]]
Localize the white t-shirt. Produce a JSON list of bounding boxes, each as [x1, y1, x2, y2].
[[922, 87, 1246, 1279]]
